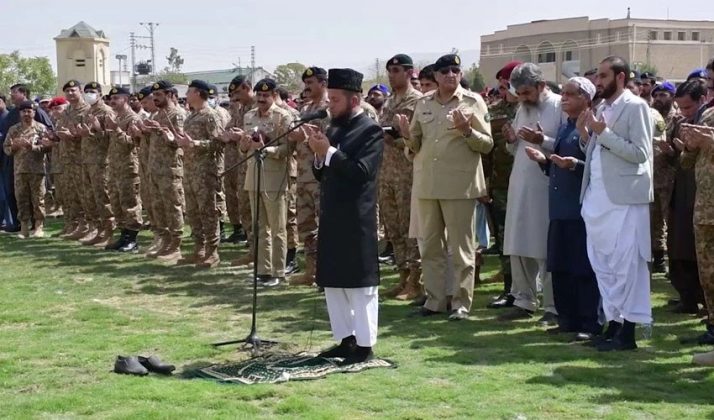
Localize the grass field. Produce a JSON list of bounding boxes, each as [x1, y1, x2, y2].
[[1, 219, 713, 419]]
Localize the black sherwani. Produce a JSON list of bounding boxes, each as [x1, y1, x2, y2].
[[313, 112, 383, 289]]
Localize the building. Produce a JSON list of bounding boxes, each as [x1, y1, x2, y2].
[[480, 16, 714, 86], [54, 21, 111, 94], [183, 67, 275, 94]]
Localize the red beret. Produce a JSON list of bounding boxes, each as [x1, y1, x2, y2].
[[49, 97, 68, 108], [496, 61, 523, 80]]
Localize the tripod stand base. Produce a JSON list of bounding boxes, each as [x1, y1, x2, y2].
[[212, 332, 280, 351]]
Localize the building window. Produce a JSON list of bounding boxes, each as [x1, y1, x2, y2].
[[678, 32, 686, 41], [617, 31, 622, 41], [564, 51, 573, 61], [75, 59, 85, 67], [537, 52, 556, 63], [485, 45, 490, 55], [664, 31, 672, 40], [596, 33, 601, 43], [499, 44, 503, 53], [649, 31, 658, 40], [692, 31, 700, 41]]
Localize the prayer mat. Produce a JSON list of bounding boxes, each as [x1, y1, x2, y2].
[[193, 353, 396, 385]]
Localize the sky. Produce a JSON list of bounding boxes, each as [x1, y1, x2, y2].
[[0, 0, 709, 77]]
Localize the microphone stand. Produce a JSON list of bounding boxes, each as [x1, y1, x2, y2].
[[212, 118, 312, 352]]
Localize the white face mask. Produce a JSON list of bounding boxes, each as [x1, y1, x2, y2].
[[84, 92, 99, 105], [208, 98, 217, 108]]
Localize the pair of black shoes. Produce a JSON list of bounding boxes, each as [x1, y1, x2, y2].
[[223, 224, 248, 244], [257, 275, 282, 288], [318, 335, 374, 365], [114, 355, 175, 376], [583, 321, 637, 351], [105, 229, 139, 253], [285, 248, 300, 275], [487, 293, 515, 309]]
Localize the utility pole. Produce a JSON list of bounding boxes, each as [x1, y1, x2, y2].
[[140, 22, 159, 76], [250, 45, 255, 82], [375, 58, 380, 83], [116, 54, 127, 86], [129, 33, 136, 91]]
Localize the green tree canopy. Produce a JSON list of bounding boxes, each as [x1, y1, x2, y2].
[[0, 51, 56, 97], [464, 64, 486, 92], [274, 63, 307, 93]]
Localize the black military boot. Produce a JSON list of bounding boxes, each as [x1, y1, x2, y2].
[[105, 229, 128, 251], [652, 250, 667, 274], [119, 230, 139, 253], [598, 320, 637, 352], [219, 221, 228, 243], [285, 248, 299, 275], [224, 224, 241, 243], [318, 335, 357, 359], [584, 320, 620, 347]]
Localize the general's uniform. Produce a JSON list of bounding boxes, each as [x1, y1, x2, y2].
[[2, 120, 48, 232], [243, 90, 293, 278], [406, 55, 493, 315]]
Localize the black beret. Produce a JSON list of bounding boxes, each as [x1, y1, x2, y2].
[[109, 86, 131, 96], [84, 82, 102, 92], [253, 78, 277, 92], [137, 86, 153, 100], [207, 83, 219, 96], [151, 80, 174, 92], [17, 100, 35, 111], [302, 66, 327, 81], [189, 79, 212, 94], [433, 54, 462, 71], [640, 72, 655, 80], [229, 75, 250, 93], [386, 54, 413, 69], [327, 68, 363, 93], [62, 80, 81, 91]]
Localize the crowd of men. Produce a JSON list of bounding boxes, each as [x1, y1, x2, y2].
[[2, 52, 714, 364]]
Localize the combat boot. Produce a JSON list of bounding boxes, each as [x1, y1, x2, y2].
[[57, 221, 75, 237], [118, 230, 140, 253], [147, 233, 169, 258], [91, 227, 114, 248], [30, 221, 45, 238], [178, 240, 205, 265], [17, 222, 31, 239], [144, 232, 162, 256], [396, 266, 422, 301], [290, 253, 316, 286], [106, 229, 128, 251], [78, 224, 98, 244], [157, 236, 183, 263], [231, 252, 254, 267], [383, 269, 409, 299], [66, 221, 89, 240], [197, 246, 220, 268]]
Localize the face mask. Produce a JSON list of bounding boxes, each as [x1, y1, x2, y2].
[[208, 98, 217, 108], [84, 92, 99, 105]]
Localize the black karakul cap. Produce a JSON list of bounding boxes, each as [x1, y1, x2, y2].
[[386, 54, 413, 69], [84, 81, 102, 92], [327, 68, 363, 93], [62, 80, 81, 91], [302, 66, 327, 81], [151, 80, 174, 92], [253, 78, 277, 92], [433, 54, 462, 71], [109, 86, 131, 96]]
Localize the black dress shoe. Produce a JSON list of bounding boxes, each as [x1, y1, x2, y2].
[[482, 245, 500, 255], [574, 332, 597, 342], [538, 312, 558, 327], [340, 345, 374, 365], [285, 260, 300, 275], [670, 303, 699, 314], [318, 336, 356, 358], [410, 307, 442, 317], [597, 336, 638, 352], [138, 355, 176, 375], [114, 356, 149, 376], [258, 276, 280, 287], [487, 294, 515, 309], [667, 298, 681, 307], [497, 307, 534, 321], [409, 295, 427, 307]]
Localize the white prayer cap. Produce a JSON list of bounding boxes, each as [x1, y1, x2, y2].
[[568, 76, 596, 101]]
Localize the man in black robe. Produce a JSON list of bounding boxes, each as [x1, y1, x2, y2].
[[307, 68, 384, 364]]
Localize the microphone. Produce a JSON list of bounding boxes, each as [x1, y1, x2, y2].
[[298, 108, 328, 122]]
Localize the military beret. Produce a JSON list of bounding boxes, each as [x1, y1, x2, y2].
[[229, 75, 250, 93], [386, 54, 413, 69], [652, 81, 676, 95], [368, 84, 390, 96], [137, 86, 153, 100], [327, 68, 363, 93], [49, 97, 68, 108], [496, 61, 523, 80], [253, 78, 277, 92], [687, 68, 707, 80], [17, 100, 35, 111], [208, 83, 219, 97], [109, 86, 131, 96], [189, 79, 212, 94], [62, 80, 81, 91], [151, 80, 174, 92], [302, 66, 327, 81], [433, 54, 461, 71], [629, 70, 641, 82], [640, 71, 655, 81], [84, 82, 102, 93]]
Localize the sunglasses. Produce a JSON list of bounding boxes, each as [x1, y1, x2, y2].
[[438, 66, 461, 75]]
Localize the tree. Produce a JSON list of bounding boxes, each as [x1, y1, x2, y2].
[[165, 47, 184, 73], [274, 62, 307, 93], [0, 51, 56, 97], [156, 47, 188, 85], [634, 62, 658, 76], [464, 63, 486, 93]]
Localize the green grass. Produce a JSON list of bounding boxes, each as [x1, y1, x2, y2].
[[1, 218, 713, 419]]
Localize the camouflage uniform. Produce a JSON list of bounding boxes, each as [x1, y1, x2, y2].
[[650, 107, 675, 259], [81, 101, 116, 234], [56, 102, 90, 233], [47, 115, 65, 217], [148, 104, 186, 243], [2, 121, 48, 226], [379, 86, 423, 288], [279, 102, 300, 251], [243, 103, 293, 278], [182, 106, 225, 261], [683, 107, 714, 323], [486, 99, 517, 290], [295, 98, 330, 281], [107, 110, 143, 232], [138, 112, 155, 231], [213, 105, 231, 223]]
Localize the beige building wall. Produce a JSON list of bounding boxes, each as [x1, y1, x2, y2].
[[480, 16, 714, 88], [54, 22, 111, 95]]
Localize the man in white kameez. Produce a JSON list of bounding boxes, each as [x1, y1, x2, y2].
[[499, 63, 564, 324], [580, 56, 653, 351]]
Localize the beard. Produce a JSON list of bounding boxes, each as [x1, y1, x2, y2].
[[600, 80, 617, 100], [652, 100, 671, 116]]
